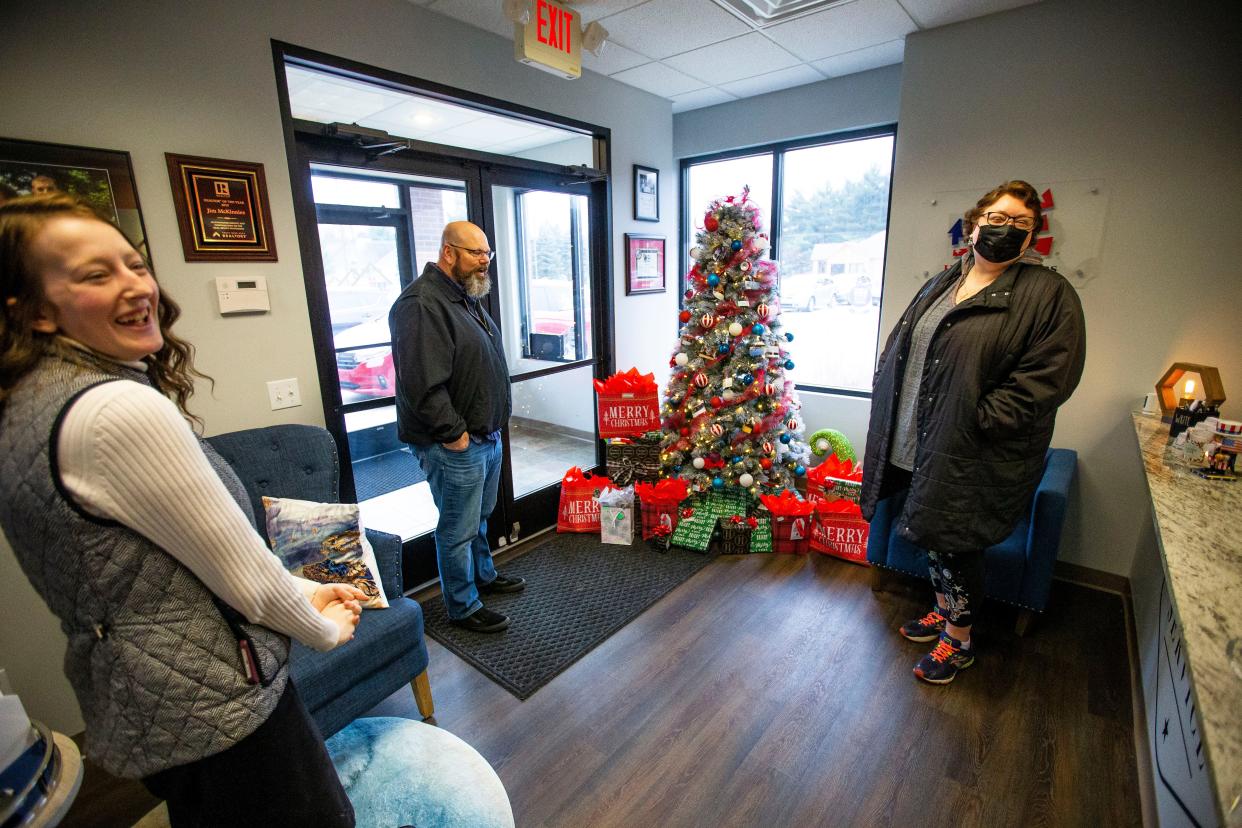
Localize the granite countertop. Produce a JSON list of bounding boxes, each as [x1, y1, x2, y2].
[[1131, 413, 1242, 824]]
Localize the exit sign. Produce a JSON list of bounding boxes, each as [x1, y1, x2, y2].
[[515, 0, 581, 79]]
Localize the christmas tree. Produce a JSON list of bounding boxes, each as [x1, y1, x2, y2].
[[658, 189, 812, 496]]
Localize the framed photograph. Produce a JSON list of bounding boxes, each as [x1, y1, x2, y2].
[[625, 233, 666, 295], [633, 164, 659, 222], [0, 136, 152, 261], [165, 152, 277, 262]]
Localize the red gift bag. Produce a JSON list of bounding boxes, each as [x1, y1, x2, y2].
[[810, 499, 871, 565], [759, 491, 816, 555], [806, 454, 863, 505], [557, 467, 614, 533], [635, 479, 689, 540], [594, 368, 660, 438]]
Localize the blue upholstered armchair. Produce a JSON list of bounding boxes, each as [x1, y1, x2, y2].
[[866, 448, 1077, 635], [205, 424, 432, 736]]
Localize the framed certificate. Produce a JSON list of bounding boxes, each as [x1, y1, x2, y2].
[[625, 233, 666, 295], [165, 153, 277, 261], [633, 164, 659, 222]]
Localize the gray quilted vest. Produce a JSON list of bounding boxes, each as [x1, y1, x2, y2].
[[0, 347, 289, 779]]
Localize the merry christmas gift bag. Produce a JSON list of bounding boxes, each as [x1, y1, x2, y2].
[[810, 499, 870, 565], [635, 478, 690, 540], [595, 368, 660, 438], [557, 467, 613, 533], [759, 490, 816, 554]]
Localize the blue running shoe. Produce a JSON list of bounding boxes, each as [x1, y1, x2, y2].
[[899, 608, 946, 642], [914, 633, 974, 684]]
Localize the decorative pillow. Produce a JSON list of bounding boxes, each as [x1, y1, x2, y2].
[[261, 496, 389, 609]]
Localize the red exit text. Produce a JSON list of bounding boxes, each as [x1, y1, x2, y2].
[[536, 0, 574, 54]]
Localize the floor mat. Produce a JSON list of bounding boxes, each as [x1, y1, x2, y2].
[[421, 534, 716, 699], [353, 448, 427, 502]]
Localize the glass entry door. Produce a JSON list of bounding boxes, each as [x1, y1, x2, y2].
[[294, 137, 608, 587]]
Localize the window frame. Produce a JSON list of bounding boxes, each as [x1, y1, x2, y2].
[[514, 188, 589, 364], [679, 123, 898, 399]]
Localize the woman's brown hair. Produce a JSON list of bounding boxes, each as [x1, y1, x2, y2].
[[963, 179, 1043, 237], [0, 194, 211, 423]]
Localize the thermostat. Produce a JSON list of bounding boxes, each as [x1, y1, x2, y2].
[[215, 276, 270, 315]]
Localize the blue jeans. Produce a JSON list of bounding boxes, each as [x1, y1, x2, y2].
[[412, 438, 502, 620]]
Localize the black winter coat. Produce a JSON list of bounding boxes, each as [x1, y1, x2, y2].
[[859, 258, 1086, 553], [389, 264, 511, 446]]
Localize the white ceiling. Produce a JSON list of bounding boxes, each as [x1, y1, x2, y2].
[[409, 0, 1041, 112]]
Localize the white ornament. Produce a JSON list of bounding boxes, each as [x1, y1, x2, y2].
[[693, 457, 706, 469], [739, 473, 754, 488], [674, 352, 689, 366], [728, 322, 743, 336]]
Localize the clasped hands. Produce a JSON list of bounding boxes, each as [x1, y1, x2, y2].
[[311, 583, 368, 646]]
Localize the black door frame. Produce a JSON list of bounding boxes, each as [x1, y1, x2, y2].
[[272, 41, 614, 588]]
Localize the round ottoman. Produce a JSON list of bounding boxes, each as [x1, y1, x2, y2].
[[325, 717, 513, 828]]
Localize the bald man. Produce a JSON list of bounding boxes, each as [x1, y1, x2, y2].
[[389, 221, 524, 633]]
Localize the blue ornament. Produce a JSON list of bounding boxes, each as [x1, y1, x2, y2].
[[673, 465, 682, 474], [785, 332, 794, 342], [795, 464, 806, 476], [712, 477, 724, 489], [718, 343, 730, 354], [780, 433, 792, 444], [752, 323, 766, 335], [731, 240, 742, 251], [707, 274, 720, 287], [784, 359, 795, 370]]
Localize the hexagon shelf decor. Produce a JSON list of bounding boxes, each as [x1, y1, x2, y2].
[[1155, 362, 1225, 416]]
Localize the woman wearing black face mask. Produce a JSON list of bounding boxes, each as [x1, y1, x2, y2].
[[859, 180, 1086, 684]]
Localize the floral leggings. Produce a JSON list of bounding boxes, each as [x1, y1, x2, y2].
[[926, 549, 986, 628]]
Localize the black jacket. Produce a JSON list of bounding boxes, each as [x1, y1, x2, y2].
[[860, 258, 1086, 552], [389, 264, 511, 446]]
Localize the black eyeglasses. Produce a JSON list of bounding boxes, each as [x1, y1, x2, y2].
[[981, 211, 1037, 232], [447, 243, 496, 262]]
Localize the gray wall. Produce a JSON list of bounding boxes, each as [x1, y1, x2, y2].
[[0, 0, 678, 732]]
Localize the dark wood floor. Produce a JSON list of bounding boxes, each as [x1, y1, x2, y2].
[[64, 552, 1142, 827], [370, 553, 1143, 828]]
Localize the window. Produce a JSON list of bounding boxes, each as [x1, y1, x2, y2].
[[681, 127, 895, 395], [514, 189, 592, 363]]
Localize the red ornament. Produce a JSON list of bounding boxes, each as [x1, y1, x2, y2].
[[704, 214, 719, 232], [787, 419, 799, 431], [684, 289, 694, 300], [760, 458, 772, 470], [679, 310, 691, 323], [756, 302, 769, 319], [710, 423, 724, 437], [710, 396, 723, 408], [762, 441, 774, 455], [679, 427, 691, 437], [694, 372, 709, 387], [763, 382, 776, 397], [700, 313, 716, 329]]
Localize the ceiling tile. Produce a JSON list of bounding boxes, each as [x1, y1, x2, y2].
[[598, 0, 752, 59], [426, 0, 515, 39], [718, 63, 825, 97], [611, 61, 709, 96], [897, 0, 1041, 29], [810, 38, 904, 77], [287, 75, 402, 124], [570, 0, 652, 23], [669, 86, 738, 112], [763, 0, 916, 61], [366, 98, 486, 138], [582, 40, 650, 74], [663, 32, 802, 84]]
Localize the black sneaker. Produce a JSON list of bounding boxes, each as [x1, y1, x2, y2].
[[449, 606, 510, 633], [479, 572, 526, 595], [899, 608, 947, 643]]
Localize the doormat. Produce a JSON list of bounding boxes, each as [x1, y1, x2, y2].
[[353, 448, 427, 502], [420, 534, 717, 699]]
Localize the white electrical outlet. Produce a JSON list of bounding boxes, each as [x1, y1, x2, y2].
[[266, 378, 301, 410]]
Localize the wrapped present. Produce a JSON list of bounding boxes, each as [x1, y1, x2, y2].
[[648, 523, 673, 553], [810, 499, 870, 565], [669, 490, 754, 551], [758, 490, 816, 554], [594, 368, 660, 438], [717, 514, 759, 554], [806, 454, 863, 505], [557, 467, 613, 533], [597, 485, 635, 545], [607, 434, 662, 486], [636, 478, 690, 540], [750, 516, 773, 552]]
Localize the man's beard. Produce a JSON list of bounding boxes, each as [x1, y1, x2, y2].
[[463, 270, 491, 298]]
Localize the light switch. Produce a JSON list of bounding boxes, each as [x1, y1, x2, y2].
[[267, 378, 301, 410]]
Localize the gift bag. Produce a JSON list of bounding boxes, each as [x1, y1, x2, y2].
[[759, 491, 816, 555], [557, 467, 613, 533], [806, 454, 863, 505], [594, 368, 660, 438], [810, 499, 871, 565], [635, 479, 690, 540], [597, 486, 635, 545], [607, 435, 662, 486]]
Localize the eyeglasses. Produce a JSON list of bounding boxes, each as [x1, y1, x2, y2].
[[447, 243, 496, 262], [981, 211, 1037, 232]]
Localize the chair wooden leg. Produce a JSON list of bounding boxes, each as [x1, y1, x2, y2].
[[412, 669, 434, 720], [1014, 608, 1035, 637], [870, 565, 896, 594]]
